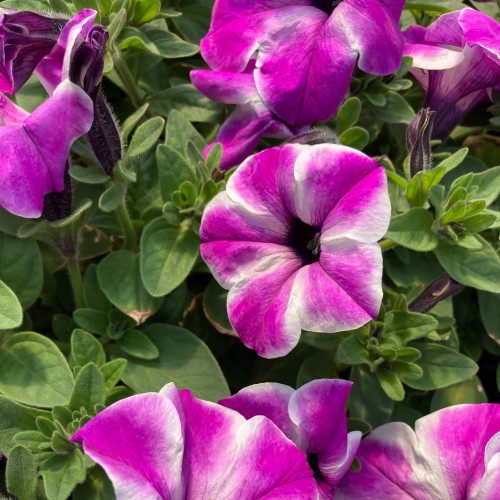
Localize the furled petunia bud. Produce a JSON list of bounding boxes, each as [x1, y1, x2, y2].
[[406, 107, 435, 177]]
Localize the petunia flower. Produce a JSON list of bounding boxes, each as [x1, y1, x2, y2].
[[200, 143, 391, 358], [191, 61, 307, 170], [195, 0, 405, 169], [0, 79, 93, 218], [0, 8, 67, 95], [72, 382, 318, 499], [335, 403, 500, 499], [220, 379, 362, 499], [404, 8, 500, 140]]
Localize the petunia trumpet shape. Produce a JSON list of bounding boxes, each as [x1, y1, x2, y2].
[[195, 0, 405, 169], [404, 8, 500, 140], [0, 79, 93, 218], [200, 143, 391, 358], [0, 8, 67, 95], [336, 403, 500, 499], [220, 379, 361, 499], [72, 383, 318, 499]]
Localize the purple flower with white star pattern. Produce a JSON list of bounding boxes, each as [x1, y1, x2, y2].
[[220, 379, 361, 499], [200, 143, 391, 358], [72, 383, 318, 499]]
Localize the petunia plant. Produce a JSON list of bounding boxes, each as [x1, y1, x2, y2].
[[0, 0, 498, 498]]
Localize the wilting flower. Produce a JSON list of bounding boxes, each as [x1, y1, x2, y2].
[[0, 8, 67, 95], [72, 383, 318, 499], [404, 8, 500, 140], [336, 403, 500, 499], [200, 143, 390, 358], [0, 80, 93, 218], [220, 379, 361, 499], [191, 61, 307, 170], [195, 0, 405, 169]]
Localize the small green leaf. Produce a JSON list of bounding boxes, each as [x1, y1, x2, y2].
[[335, 97, 361, 134], [440, 200, 466, 224], [164, 109, 206, 157], [100, 359, 127, 392], [202, 279, 233, 335], [451, 166, 500, 206], [98, 183, 125, 212], [73, 465, 115, 500], [297, 354, 337, 387], [73, 310, 109, 336], [376, 370, 405, 401], [127, 117, 165, 158], [374, 91, 415, 124], [69, 166, 109, 185], [6, 445, 37, 500], [117, 329, 159, 360], [69, 363, 106, 414], [336, 335, 370, 365], [478, 291, 500, 340], [140, 218, 199, 297], [82, 264, 113, 313], [130, 0, 160, 24], [71, 329, 106, 367], [107, 8, 127, 46], [0, 279, 23, 330], [435, 148, 468, 173], [121, 103, 149, 140], [386, 208, 438, 251], [41, 450, 86, 500], [430, 376, 487, 412], [339, 127, 369, 150], [384, 311, 439, 345]]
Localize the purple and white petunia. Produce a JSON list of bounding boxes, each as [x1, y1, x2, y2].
[[404, 8, 500, 140], [0, 79, 93, 218], [194, 0, 405, 169], [72, 382, 318, 499], [336, 403, 500, 499], [220, 379, 361, 499], [200, 143, 391, 358]]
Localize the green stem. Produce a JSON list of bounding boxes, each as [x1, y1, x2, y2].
[[379, 239, 398, 252], [116, 197, 137, 251], [67, 256, 85, 309], [113, 56, 143, 109]]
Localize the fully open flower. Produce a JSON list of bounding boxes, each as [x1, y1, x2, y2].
[[404, 8, 500, 140], [220, 379, 361, 499], [191, 61, 307, 170], [336, 404, 500, 499], [0, 79, 93, 218], [72, 383, 318, 499], [0, 8, 67, 95], [200, 143, 390, 358]]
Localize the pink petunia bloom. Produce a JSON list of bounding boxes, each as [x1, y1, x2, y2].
[[220, 379, 361, 499], [200, 143, 391, 358], [72, 383, 318, 499], [0, 79, 93, 218], [193, 0, 405, 169], [404, 8, 500, 140], [336, 403, 500, 499]]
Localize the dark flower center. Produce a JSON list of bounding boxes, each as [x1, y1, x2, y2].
[[312, 0, 342, 15], [307, 453, 321, 478], [286, 217, 321, 265]]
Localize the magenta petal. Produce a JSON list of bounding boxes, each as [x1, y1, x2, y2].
[[35, 9, 96, 95], [0, 80, 93, 218], [459, 8, 500, 60], [72, 392, 185, 499], [332, 0, 404, 75]]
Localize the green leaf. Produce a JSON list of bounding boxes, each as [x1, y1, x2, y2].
[[73, 310, 109, 336], [430, 376, 487, 412], [69, 165, 109, 184], [98, 183, 125, 212], [374, 91, 415, 124], [386, 208, 438, 251], [384, 311, 439, 345], [202, 279, 233, 334], [100, 359, 127, 392], [339, 127, 369, 150], [0, 396, 50, 455], [336, 335, 370, 365], [14, 430, 50, 452], [130, 0, 160, 24], [157, 144, 198, 203], [107, 8, 127, 46], [435, 147, 468, 173], [149, 84, 222, 123], [434, 237, 500, 293], [403, 343, 478, 390], [121, 103, 149, 141], [121, 323, 230, 402], [451, 166, 500, 206], [117, 329, 159, 359], [83, 264, 112, 312], [98, 251, 161, 324], [6, 445, 37, 500], [376, 370, 405, 401], [71, 329, 106, 368], [171, 5, 211, 44], [335, 97, 361, 134], [478, 291, 500, 340], [41, 450, 86, 500], [127, 117, 165, 158], [69, 363, 106, 414], [349, 365, 394, 428], [140, 218, 199, 297], [0, 280, 23, 329], [48, 0, 74, 14], [73, 465, 115, 500], [440, 200, 466, 224], [0, 332, 74, 407], [165, 109, 206, 157], [119, 27, 199, 58], [0, 233, 43, 309], [297, 354, 337, 387]]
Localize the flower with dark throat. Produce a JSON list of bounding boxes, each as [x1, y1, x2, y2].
[[200, 143, 391, 358]]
